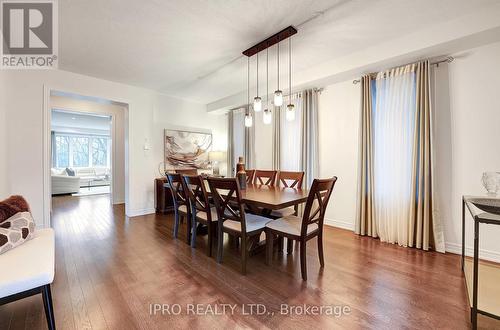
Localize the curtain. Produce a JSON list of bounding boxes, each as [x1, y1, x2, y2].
[[226, 111, 234, 176], [301, 89, 319, 188], [373, 64, 417, 246], [51, 131, 56, 167], [272, 105, 281, 170], [231, 109, 246, 174], [279, 93, 302, 171], [355, 76, 377, 237], [409, 61, 445, 252], [355, 61, 444, 252]]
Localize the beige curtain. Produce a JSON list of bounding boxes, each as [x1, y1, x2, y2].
[[272, 106, 281, 170], [226, 111, 234, 176], [301, 89, 319, 188], [409, 61, 445, 252], [355, 75, 377, 237]]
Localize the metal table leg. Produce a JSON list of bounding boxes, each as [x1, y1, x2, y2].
[[462, 198, 465, 271], [472, 219, 479, 330]]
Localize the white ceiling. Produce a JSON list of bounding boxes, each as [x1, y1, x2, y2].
[[59, 0, 499, 104], [51, 110, 111, 133]]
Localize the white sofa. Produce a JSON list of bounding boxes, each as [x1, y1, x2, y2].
[[51, 168, 80, 195], [51, 167, 111, 194], [0, 228, 56, 329]]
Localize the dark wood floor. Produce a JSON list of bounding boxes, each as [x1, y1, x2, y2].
[[1, 194, 497, 329]]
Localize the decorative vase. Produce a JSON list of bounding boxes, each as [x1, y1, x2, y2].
[[236, 156, 246, 190], [481, 172, 500, 196]]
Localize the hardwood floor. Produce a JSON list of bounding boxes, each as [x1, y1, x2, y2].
[[1, 194, 497, 329]]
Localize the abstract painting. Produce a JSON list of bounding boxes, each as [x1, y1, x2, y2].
[[164, 129, 212, 169]]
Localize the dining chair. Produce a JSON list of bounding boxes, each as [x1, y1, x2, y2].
[[245, 169, 255, 183], [253, 170, 277, 186], [207, 177, 271, 274], [166, 173, 191, 243], [265, 177, 337, 280], [271, 171, 305, 217], [181, 175, 218, 256], [271, 171, 305, 254], [175, 168, 198, 175]]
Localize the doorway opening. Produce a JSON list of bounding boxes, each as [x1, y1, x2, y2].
[[46, 91, 128, 220]]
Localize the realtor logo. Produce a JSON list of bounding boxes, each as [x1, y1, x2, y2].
[[1, 0, 58, 69]]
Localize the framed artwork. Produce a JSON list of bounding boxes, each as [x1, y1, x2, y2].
[[164, 129, 212, 169]]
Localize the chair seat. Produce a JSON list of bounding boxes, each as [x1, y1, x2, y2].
[[223, 213, 271, 233], [270, 206, 296, 218], [178, 205, 188, 214], [0, 228, 55, 298], [195, 207, 218, 222], [265, 215, 318, 237]]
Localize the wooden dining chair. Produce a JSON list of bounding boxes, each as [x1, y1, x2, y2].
[[207, 177, 271, 274], [245, 169, 255, 183], [175, 168, 198, 175], [271, 171, 305, 253], [253, 170, 277, 186], [181, 175, 218, 256], [166, 173, 191, 243], [265, 177, 337, 280], [271, 171, 305, 217]]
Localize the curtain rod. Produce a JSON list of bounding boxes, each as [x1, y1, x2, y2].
[[352, 56, 454, 84]]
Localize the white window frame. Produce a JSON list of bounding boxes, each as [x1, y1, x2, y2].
[[54, 132, 111, 168]]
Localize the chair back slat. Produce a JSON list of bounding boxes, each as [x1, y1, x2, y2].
[[207, 178, 246, 232], [245, 169, 255, 183], [181, 175, 210, 215], [166, 174, 189, 206], [277, 171, 304, 189], [253, 170, 277, 186], [301, 177, 337, 236]]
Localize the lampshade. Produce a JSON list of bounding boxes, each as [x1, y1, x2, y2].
[[253, 96, 262, 112], [286, 104, 295, 121], [263, 108, 272, 125], [244, 113, 253, 127], [209, 151, 226, 162], [274, 90, 283, 106]]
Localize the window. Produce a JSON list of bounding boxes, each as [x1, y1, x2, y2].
[[92, 137, 108, 166], [71, 137, 89, 167], [52, 133, 110, 168], [55, 136, 69, 168]]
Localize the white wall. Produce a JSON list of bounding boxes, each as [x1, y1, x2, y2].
[[50, 95, 127, 204], [1, 69, 227, 226], [0, 72, 6, 198], [318, 81, 361, 230], [434, 41, 500, 261]]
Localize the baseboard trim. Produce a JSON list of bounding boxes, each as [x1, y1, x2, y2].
[[126, 207, 156, 218], [324, 218, 355, 231], [446, 242, 500, 263]]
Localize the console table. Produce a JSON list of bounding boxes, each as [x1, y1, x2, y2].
[[462, 196, 500, 329], [154, 178, 174, 213]]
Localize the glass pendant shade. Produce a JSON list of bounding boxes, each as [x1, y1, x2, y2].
[[274, 90, 283, 106], [253, 96, 262, 112], [244, 113, 253, 127], [263, 109, 272, 125], [286, 104, 295, 121]]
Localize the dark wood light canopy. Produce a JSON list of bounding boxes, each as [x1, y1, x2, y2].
[[242, 26, 298, 57]]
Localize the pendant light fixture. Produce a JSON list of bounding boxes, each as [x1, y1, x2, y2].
[[285, 35, 295, 121], [263, 47, 272, 125], [273, 40, 283, 107], [253, 53, 262, 112], [244, 57, 253, 127], [242, 26, 297, 126]]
